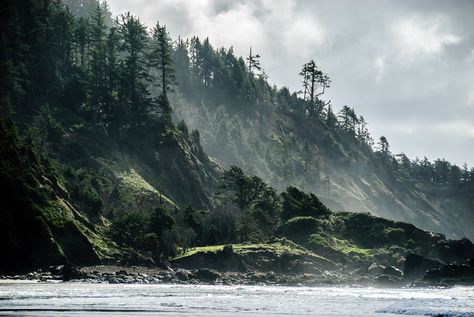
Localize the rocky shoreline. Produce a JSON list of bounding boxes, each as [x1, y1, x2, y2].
[[2, 261, 473, 287]]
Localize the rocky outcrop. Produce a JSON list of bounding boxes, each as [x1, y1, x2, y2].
[[404, 254, 444, 279], [423, 259, 474, 284]]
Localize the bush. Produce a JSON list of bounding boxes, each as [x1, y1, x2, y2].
[[282, 216, 321, 241], [135, 232, 159, 253], [281, 186, 331, 220], [384, 227, 405, 243], [150, 207, 175, 234], [110, 212, 149, 246]]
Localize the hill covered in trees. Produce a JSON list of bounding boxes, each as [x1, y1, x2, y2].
[[0, 0, 473, 282], [169, 28, 474, 241]]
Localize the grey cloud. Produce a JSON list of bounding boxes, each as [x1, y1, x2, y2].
[[109, 0, 474, 165]]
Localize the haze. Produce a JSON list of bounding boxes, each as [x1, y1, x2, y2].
[[109, 0, 474, 166]]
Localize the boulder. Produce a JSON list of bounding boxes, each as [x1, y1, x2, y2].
[[192, 268, 220, 282], [404, 254, 444, 279], [62, 264, 84, 281], [368, 264, 384, 276], [175, 269, 190, 281], [382, 266, 403, 277], [424, 263, 474, 282]]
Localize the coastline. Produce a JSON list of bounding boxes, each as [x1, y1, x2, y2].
[[1, 264, 472, 288]]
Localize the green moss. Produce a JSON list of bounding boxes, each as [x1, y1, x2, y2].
[[383, 227, 405, 243], [173, 239, 316, 260], [307, 233, 373, 258], [331, 237, 373, 257]]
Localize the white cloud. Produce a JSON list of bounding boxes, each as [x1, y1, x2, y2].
[[374, 55, 385, 83], [392, 15, 461, 61], [433, 120, 474, 139], [467, 90, 474, 107], [283, 17, 326, 58]]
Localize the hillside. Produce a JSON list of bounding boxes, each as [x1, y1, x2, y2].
[[0, 0, 473, 283], [169, 39, 474, 241]]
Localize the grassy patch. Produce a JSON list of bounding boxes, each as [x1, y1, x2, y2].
[[173, 239, 315, 260], [331, 237, 373, 257], [308, 233, 374, 258]]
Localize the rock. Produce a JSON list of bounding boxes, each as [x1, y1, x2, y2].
[[26, 272, 39, 280], [266, 271, 276, 281], [375, 274, 401, 285], [175, 269, 190, 281], [222, 245, 234, 256], [49, 265, 65, 275], [368, 264, 384, 276], [355, 276, 375, 285], [192, 268, 220, 282], [39, 275, 53, 281], [108, 277, 120, 284], [404, 254, 444, 279], [62, 264, 84, 281], [424, 263, 474, 282], [382, 266, 403, 277]]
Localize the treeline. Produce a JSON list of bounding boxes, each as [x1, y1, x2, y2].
[[1, 0, 472, 261], [1, 0, 175, 137], [4, 0, 468, 191], [167, 24, 474, 192]]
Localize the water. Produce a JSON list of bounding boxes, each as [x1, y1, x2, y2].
[[0, 282, 473, 316]]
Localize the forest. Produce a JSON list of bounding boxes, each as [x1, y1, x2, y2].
[[0, 0, 473, 285]]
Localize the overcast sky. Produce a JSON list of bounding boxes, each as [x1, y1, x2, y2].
[[109, 0, 474, 166]]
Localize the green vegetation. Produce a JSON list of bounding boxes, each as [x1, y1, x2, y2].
[[0, 0, 473, 275], [174, 239, 316, 261]]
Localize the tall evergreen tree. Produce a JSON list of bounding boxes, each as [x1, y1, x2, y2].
[[378, 136, 391, 157], [151, 22, 175, 125], [73, 17, 90, 69], [246, 46, 261, 76], [88, 4, 109, 126], [299, 60, 331, 117], [200, 38, 215, 87], [173, 37, 190, 92], [116, 12, 150, 127], [104, 25, 120, 130]]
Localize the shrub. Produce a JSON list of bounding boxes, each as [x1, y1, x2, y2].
[[384, 227, 405, 243], [282, 216, 321, 241], [110, 212, 149, 246], [281, 186, 331, 220]]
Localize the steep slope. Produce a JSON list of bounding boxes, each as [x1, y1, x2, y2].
[[171, 69, 473, 241], [1, 0, 472, 275], [0, 104, 222, 272], [0, 111, 102, 271]]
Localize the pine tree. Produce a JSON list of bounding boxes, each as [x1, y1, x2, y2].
[[338, 105, 358, 134], [117, 12, 150, 127], [104, 26, 120, 131], [173, 37, 190, 92], [189, 36, 202, 84], [325, 105, 337, 129], [378, 136, 390, 157], [89, 4, 109, 126], [200, 38, 215, 87], [74, 17, 90, 69], [246, 46, 261, 76], [299, 60, 331, 117], [150, 22, 175, 125]]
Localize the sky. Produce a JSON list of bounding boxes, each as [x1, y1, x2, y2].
[[108, 0, 474, 166]]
